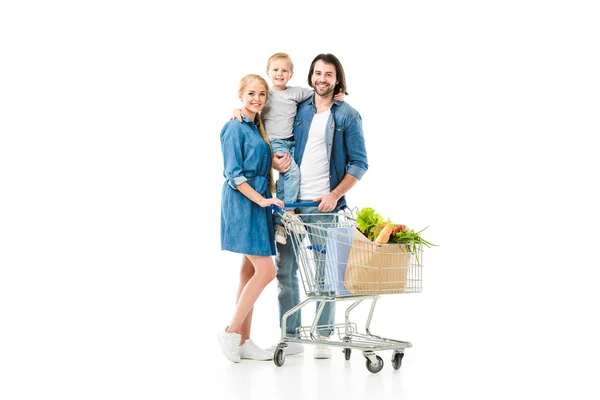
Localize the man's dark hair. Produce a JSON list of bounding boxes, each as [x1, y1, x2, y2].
[[307, 53, 348, 96]]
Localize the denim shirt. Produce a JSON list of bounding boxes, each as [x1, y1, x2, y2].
[[220, 115, 276, 256], [292, 95, 368, 209], [221, 116, 270, 194]]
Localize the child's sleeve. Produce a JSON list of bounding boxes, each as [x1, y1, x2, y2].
[[291, 86, 314, 103]]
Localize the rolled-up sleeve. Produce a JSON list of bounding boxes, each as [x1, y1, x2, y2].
[[345, 114, 368, 180], [220, 122, 248, 190]]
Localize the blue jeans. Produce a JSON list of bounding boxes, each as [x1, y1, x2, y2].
[[275, 203, 336, 337], [270, 138, 300, 209]]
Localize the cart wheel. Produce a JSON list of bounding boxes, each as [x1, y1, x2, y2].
[[365, 355, 384, 373], [343, 348, 351, 360], [273, 347, 285, 367], [392, 352, 404, 370]]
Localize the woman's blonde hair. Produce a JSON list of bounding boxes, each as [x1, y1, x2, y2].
[[238, 74, 275, 193]]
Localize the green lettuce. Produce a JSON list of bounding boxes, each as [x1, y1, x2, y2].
[[356, 207, 384, 240]]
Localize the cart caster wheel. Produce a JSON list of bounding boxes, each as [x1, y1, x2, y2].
[[392, 352, 404, 370], [343, 348, 351, 360], [365, 355, 384, 373], [274, 347, 285, 367]]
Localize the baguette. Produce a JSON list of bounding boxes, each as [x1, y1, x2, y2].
[[374, 224, 393, 244]]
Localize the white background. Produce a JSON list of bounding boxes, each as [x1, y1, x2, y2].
[[1, 1, 599, 399]]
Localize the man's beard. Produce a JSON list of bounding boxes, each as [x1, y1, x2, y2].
[[315, 84, 335, 97]]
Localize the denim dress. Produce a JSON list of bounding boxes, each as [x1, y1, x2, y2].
[[220, 116, 276, 256]]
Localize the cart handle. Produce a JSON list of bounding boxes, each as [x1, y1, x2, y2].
[[272, 202, 320, 213], [272, 201, 351, 212], [284, 202, 321, 208]]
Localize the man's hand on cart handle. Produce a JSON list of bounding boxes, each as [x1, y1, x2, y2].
[[313, 194, 338, 213]]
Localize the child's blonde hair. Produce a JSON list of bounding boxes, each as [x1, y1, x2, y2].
[[266, 52, 294, 74]]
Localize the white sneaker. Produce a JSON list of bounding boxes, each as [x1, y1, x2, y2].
[[238, 339, 273, 361], [267, 342, 304, 356], [313, 345, 332, 359], [274, 225, 287, 245], [287, 214, 307, 234], [217, 329, 241, 363]]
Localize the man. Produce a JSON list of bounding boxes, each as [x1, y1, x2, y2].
[[271, 53, 368, 359]]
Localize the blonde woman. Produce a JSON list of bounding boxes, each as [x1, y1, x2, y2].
[[218, 74, 284, 362]]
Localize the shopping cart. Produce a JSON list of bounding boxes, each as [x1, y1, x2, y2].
[[272, 202, 424, 373]]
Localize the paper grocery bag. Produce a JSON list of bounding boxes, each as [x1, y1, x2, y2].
[[343, 229, 411, 295]]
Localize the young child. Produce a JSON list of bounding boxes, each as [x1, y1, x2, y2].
[[234, 53, 343, 244], [262, 53, 311, 244]]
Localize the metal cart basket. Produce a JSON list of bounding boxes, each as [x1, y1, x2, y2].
[[273, 204, 424, 373]]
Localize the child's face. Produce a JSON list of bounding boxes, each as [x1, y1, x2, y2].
[[267, 59, 293, 90]]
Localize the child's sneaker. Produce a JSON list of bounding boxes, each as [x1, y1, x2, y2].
[[275, 225, 287, 245], [288, 214, 307, 235]]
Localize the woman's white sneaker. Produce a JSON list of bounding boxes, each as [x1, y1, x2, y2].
[[239, 339, 273, 360], [217, 329, 241, 363]]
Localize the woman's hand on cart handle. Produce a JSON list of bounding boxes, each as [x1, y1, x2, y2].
[[261, 197, 284, 209]]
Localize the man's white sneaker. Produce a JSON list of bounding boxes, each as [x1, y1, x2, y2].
[[274, 225, 287, 245], [217, 329, 241, 363], [267, 342, 304, 356], [238, 339, 273, 361], [287, 214, 307, 234], [313, 345, 332, 359]]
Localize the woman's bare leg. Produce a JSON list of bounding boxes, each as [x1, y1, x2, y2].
[[234, 256, 254, 344], [226, 255, 276, 342]]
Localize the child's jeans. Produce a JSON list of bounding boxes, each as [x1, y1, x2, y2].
[[271, 138, 300, 213]]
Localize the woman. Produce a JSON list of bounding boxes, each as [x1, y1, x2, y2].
[[218, 74, 284, 362]]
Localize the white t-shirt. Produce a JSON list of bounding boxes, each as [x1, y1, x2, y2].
[[299, 110, 330, 200]]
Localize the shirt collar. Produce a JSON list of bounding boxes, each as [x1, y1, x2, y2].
[[308, 93, 340, 108], [241, 114, 259, 127]]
